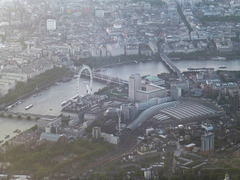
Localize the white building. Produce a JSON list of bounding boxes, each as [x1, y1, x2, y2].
[[47, 19, 56, 31], [129, 74, 142, 102], [106, 43, 124, 56], [215, 38, 233, 53], [101, 133, 120, 144], [135, 84, 167, 102], [125, 44, 139, 55], [128, 74, 167, 102]]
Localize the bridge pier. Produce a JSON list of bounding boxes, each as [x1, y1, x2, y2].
[[26, 116, 38, 121], [0, 111, 54, 121]]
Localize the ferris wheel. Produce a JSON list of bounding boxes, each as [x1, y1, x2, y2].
[[77, 64, 93, 100]]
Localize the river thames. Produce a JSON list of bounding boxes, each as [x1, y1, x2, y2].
[[0, 78, 105, 142], [101, 58, 240, 80], [1, 58, 240, 142]]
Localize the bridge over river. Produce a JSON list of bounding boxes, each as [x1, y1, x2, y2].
[[80, 71, 128, 85], [159, 51, 183, 80], [0, 111, 58, 120]]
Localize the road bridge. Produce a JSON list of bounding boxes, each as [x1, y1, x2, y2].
[[0, 111, 57, 120]]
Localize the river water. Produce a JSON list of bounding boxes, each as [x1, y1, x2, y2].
[[0, 118, 36, 144], [9, 78, 105, 116], [0, 78, 105, 142], [173, 58, 240, 72], [101, 59, 240, 80], [1, 58, 240, 142]]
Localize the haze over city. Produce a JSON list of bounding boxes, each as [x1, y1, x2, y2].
[[0, 0, 240, 179]]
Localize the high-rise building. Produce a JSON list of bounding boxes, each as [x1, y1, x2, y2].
[[128, 74, 142, 102], [229, 89, 239, 112], [92, 127, 101, 139], [201, 132, 214, 155]]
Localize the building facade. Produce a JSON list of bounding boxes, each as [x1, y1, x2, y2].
[[128, 74, 167, 102], [229, 89, 239, 112], [201, 132, 214, 155], [128, 74, 142, 102], [47, 19, 56, 31], [92, 126, 101, 139]]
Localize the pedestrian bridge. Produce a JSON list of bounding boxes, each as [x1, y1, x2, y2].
[[81, 71, 128, 85]]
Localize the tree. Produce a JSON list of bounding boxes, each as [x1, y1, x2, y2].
[[182, 170, 195, 180], [209, 172, 218, 180], [170, 177, 179, 180], [233, 174, 240, 180], [185, 172, 195, 180]]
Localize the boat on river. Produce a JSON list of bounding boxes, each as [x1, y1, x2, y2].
[[211, 56, 226, 61], [219, 65, 227, 69]]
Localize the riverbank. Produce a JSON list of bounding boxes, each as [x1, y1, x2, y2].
[[73, 54, 149, 69], [95, 58, 152, 71], [0, 67, 73, 107], [168, 51, 240, 60], [0, 117, 36, 145]]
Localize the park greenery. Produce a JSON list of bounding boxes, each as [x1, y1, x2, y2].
[[168, 50, 207, 58], [94, 83, 128, 99], [0, 66, 72, 105], [0, 140, 114, 179], [84, 160, 240, 180], [94, 84, 116, 96]]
